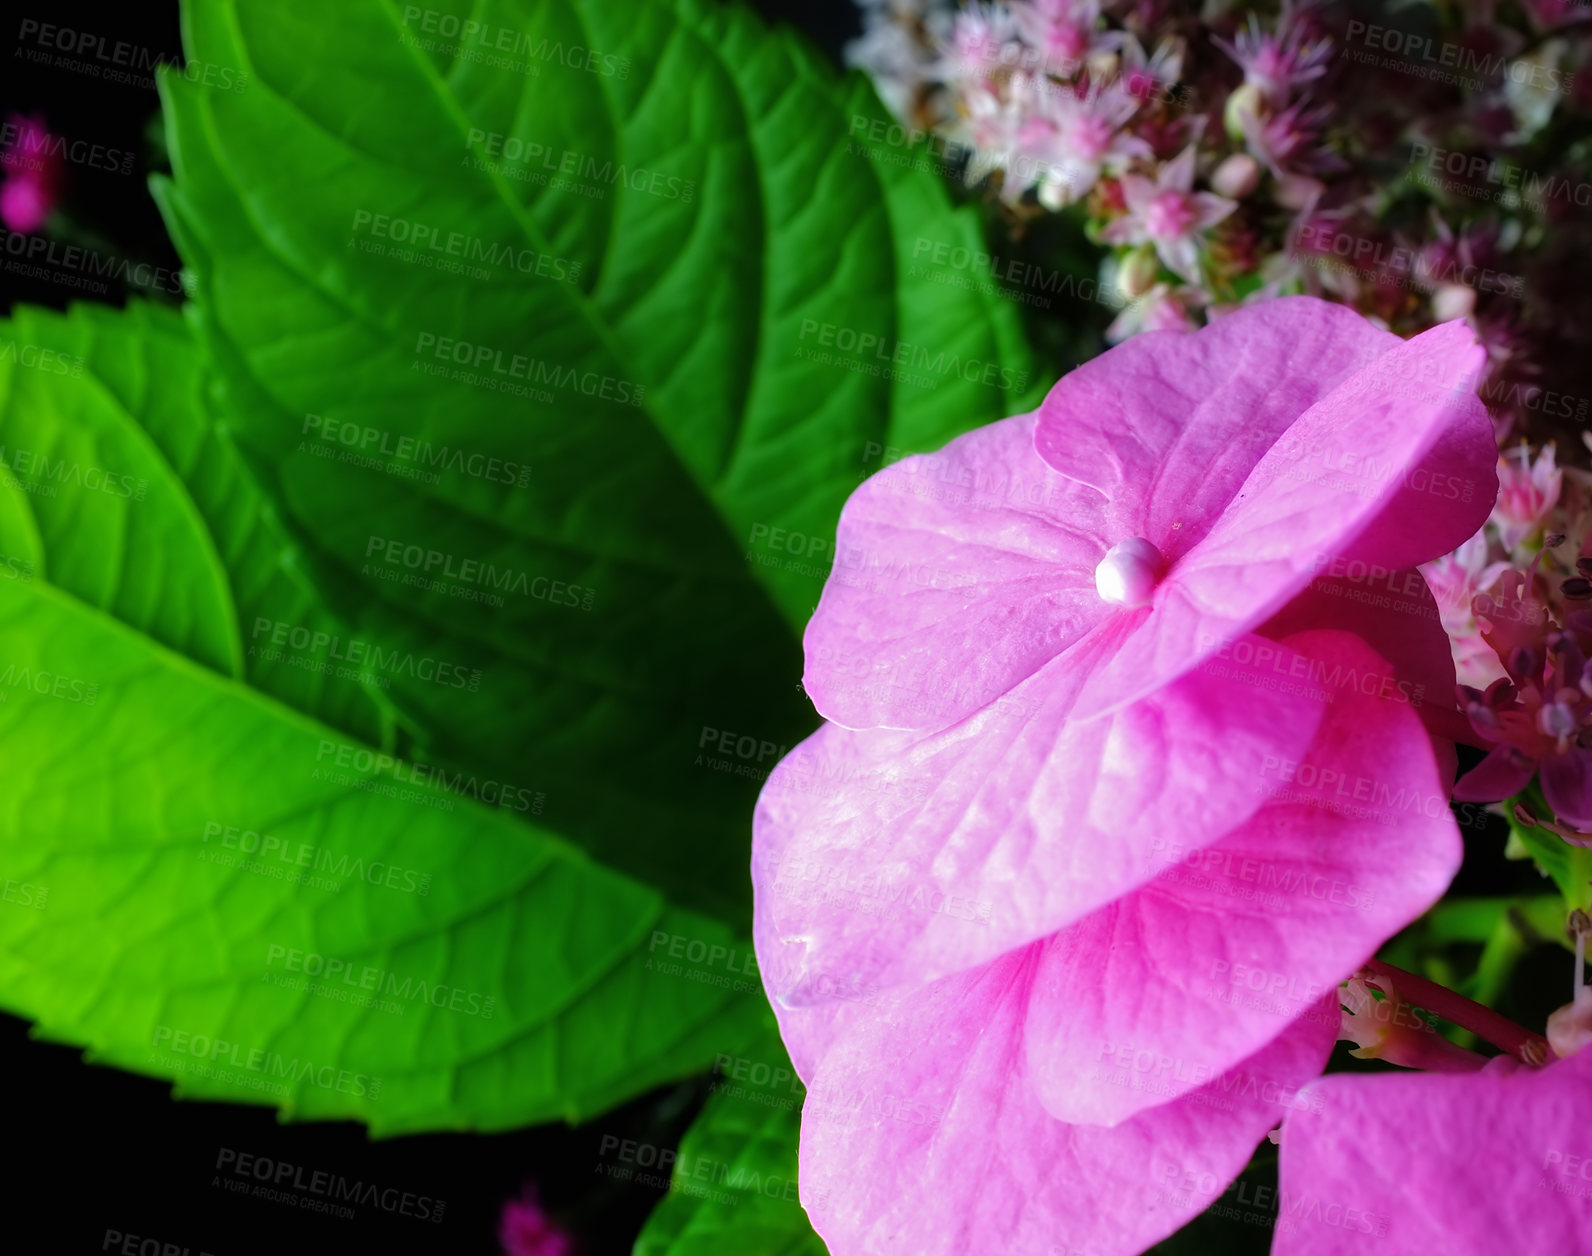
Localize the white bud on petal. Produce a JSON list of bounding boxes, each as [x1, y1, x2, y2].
[[1095, 538, 1163, 608]]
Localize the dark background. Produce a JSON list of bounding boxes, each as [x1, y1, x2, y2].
[[0, 3, 859, 1254]]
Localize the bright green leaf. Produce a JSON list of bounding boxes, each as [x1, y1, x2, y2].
[[0, 302, 766, 1134], [154, 0, 1049, 923], [635, 1025, 827, 1256]]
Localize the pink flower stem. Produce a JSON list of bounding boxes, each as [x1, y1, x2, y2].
[[1366, 959, 1548, 1063]]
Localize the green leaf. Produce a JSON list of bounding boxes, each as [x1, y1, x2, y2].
[[153, 0, 1048, 923], [1506, 784, 1592, 910], [0, 302, 765, 1133], [635, 1026, 827, 1256]]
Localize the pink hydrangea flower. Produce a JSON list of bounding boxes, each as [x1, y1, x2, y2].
[[1237, 100, 1343, 177], [1419, 532, 1513, 689], [933, 2, 1022, 86], [1100, 147, 1238, 282], [1105, 280, 1204, 341], [799, 299, 1493, 737], [498, 1185, 573, 1256], [1452, 568, 1592, 829], [1012, 0, 1120, 75], [756, 299, 1500, 1255], [1116, 33, 1186, 105], [1022, 80, 1151, 208], [1275, 1048, 1592, 1254], [946, 81, 1028, 192], [1491, 442, 1563, 555], [0, 114, 61, 234], [1214, 4, 1334, 107]]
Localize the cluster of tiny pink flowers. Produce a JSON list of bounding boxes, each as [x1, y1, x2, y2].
[[848, 0, 1592, 435], [1423, 440, 1592, 837], [1424, 441, 1590, 685]]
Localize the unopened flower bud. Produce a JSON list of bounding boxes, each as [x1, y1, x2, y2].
[[1431, 283, 1477, 322], [1087, 49, 1120, 83], [1223, 82, 1264, 141], [1116, 246, 1159, 299], [1211, 153, 1261, 199]]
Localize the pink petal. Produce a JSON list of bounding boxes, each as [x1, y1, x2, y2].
[[1275, 1051, 1592, 1255], [756, 630, 1326, 1016], [1453, 744, 1537, 802], [801, 413, 1112, 732], [1157, 236, 1202, 283], [796, 943, 1336, 1256], [1079, 319, 1494, 719], [1257, 566, 1468, 748], [1160, 145, 1197, 190], [1023, 629, 1463, 1125], [1033, 298, 1396, 569], [1192, 190, 1239, 229], [1119, 172, 1157, 213]]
